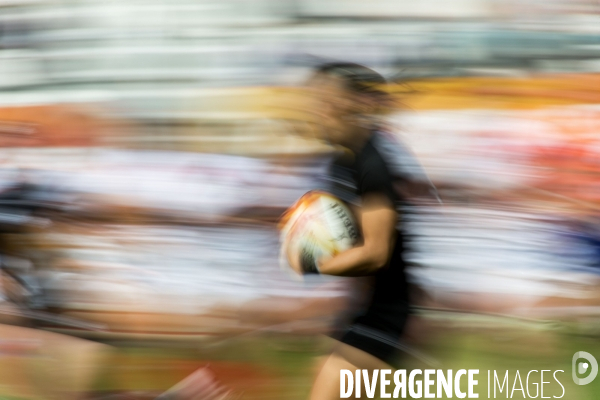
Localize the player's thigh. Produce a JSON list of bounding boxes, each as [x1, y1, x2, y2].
[[309, 341, 391, 400]]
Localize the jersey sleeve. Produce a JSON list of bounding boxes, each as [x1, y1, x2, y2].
[[357, 152, 398, 205]]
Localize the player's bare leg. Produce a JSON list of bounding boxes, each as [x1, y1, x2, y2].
[[309, 341, 391, 400]]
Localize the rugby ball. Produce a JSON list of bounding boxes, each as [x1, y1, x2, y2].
[[279, 191, 359, 276]]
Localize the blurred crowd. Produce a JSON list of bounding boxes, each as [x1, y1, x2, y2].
[[0, 0, 599, 399]]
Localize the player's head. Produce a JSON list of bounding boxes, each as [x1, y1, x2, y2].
[[307, 62, 389, 146]]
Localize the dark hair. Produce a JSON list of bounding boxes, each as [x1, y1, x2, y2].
[[315, 62, 387, 96]]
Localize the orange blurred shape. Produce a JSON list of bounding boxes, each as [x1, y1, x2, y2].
[[0, 104, 105, 147], [395, 73, 600, 110]]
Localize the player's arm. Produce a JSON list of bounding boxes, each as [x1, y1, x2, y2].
[[317, 192, 396, 277]]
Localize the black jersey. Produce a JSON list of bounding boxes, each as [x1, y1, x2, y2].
[[329, 138, 398, 208], [327, 132, 411, 363]]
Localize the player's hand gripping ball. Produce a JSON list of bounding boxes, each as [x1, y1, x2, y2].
[[279, 191, 359, 276]]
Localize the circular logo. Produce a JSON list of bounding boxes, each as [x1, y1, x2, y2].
[[572, 351, 598, 385]]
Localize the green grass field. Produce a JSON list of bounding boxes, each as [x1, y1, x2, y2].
[[2, 314, 600, 399], [87, 315, 600, 399]]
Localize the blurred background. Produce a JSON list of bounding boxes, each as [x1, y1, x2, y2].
[[0, 0, 599, 399]]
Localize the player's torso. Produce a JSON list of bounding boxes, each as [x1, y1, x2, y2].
[[327, 137, 410, 307]]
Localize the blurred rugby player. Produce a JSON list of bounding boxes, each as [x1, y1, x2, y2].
[[304, 62, 437, 400]]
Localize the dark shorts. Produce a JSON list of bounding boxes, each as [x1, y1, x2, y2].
[[339, 306, 409, 365], [337, 232, 410, 365]]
